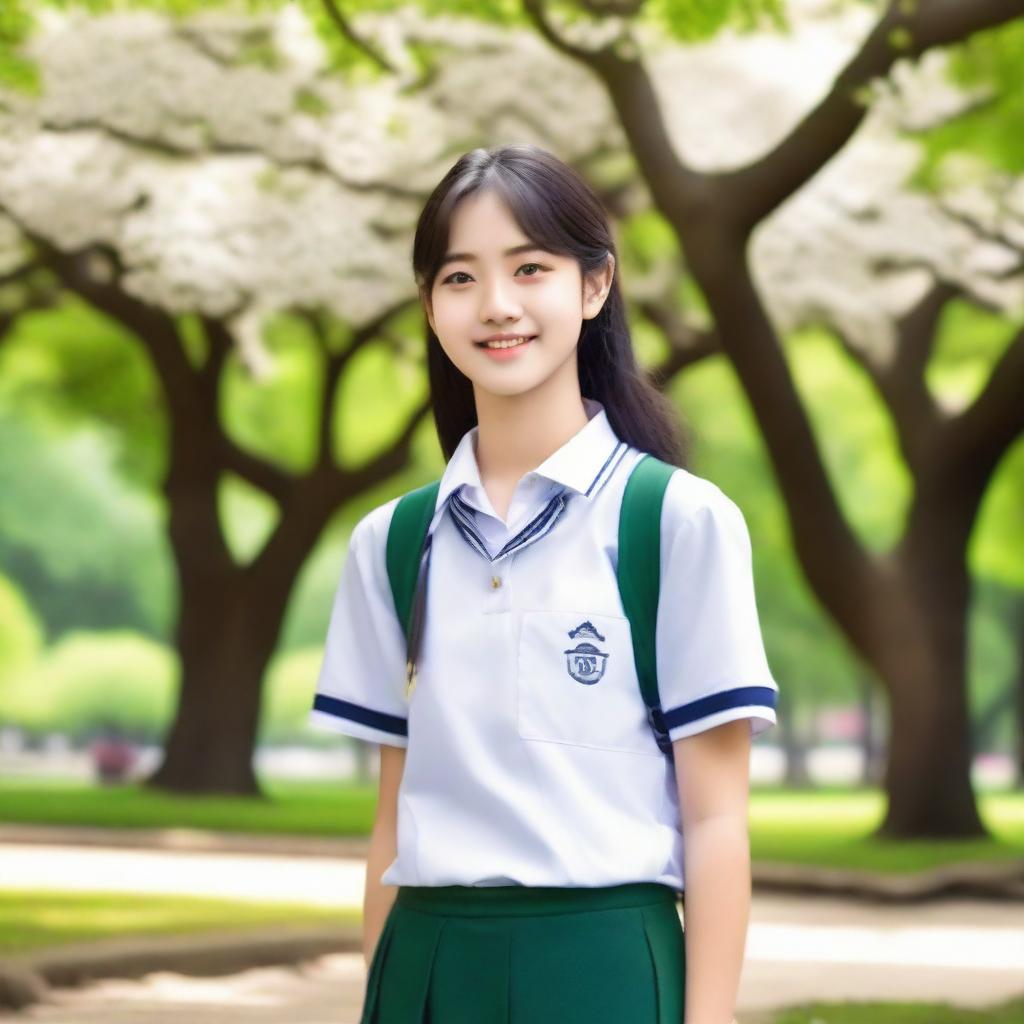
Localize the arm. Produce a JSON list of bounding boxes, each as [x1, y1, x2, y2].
[[362, 742, 406, 965], [675, 718, 752, 1024]]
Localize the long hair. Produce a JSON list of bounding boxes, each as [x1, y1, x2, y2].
[[411, 143, 690, 467]]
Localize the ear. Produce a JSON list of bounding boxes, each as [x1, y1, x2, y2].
[[582, 253, 616, 321]]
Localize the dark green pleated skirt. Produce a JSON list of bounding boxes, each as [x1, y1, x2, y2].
[[360, 882, 685, 1023]]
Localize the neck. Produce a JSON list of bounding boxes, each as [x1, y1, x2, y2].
[[472, 374, 590, 485]]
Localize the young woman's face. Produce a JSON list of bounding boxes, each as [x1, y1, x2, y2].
[[423, 188, 613, 399]]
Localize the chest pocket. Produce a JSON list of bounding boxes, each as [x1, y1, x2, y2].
[[516, 609, 662, 757]]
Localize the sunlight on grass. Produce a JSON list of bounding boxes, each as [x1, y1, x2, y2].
[[0, 889, 357, 954], [748, 789, 1024, 872], [0, 776, 378, 835], [769, 996, 1024, 1023]]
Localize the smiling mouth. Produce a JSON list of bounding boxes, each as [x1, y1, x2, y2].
[[475, 335, 537, 350]]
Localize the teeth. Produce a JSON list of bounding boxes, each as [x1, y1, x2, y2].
[[484, 336, 532, 349]]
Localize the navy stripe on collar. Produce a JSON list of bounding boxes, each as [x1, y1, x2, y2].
[[587, 441, 627, 497], [438, 437, 627, 563], [448, 487, 571, 564]]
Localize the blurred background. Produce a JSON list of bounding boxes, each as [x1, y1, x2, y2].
[[0, 0, 1022, 1021]]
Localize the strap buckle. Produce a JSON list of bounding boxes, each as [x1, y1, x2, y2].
[[647, 705, 674, 757]]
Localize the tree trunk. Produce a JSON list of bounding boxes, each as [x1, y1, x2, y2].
[[858, 676, 875, 787], [864, 678, 888, 788], [876, 527, 985, 837], [881, 668, 983, 837], [144, 414, 322, 796], [686, 232, 991, 834], [147, 573, 288, 795], [778, 687, 810, 787]]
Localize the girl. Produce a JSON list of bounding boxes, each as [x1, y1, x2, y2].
[[309, 143, 779, 1024]]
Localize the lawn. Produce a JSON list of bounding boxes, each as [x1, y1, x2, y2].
[[0, 889, 356, 954], [1, 779, 1022, 874], [748, 786, 1024, 872], [0, 777, 379, 835], [764, 997, 1024, 1023]]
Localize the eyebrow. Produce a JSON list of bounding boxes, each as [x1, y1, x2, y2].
[[439, 243, 543, 269]]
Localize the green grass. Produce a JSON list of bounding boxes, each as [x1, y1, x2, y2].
[[765, 996, 1024, 1023], [1, 779, 1023, 875], [0, 777, 379, 835], [0, 889, 357, 954], [748, 787, 1024, 873]]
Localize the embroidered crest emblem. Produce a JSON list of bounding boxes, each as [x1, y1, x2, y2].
[[563, 620, 609, 685]]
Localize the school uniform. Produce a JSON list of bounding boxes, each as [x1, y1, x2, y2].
[[308, 396, 779, 1023]]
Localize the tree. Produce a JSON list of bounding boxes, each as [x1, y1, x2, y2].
[[516, 0, 1024, 836], [0, 6, 625, 793], [2, 3, 1021, 829]]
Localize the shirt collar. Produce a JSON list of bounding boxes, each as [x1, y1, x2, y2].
[[428, 397, 623, 535]]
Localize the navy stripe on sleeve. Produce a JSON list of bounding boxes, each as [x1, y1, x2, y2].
[[664, 685, 777, 731], [313, 694, 408, 737]]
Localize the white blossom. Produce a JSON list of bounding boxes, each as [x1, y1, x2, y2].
[[0, 1, 1018, 372]]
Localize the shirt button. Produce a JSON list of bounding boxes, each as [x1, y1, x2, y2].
[[490, 575, 503, 589]]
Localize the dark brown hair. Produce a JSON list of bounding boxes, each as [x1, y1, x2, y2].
[[411, 143, 689, 467]]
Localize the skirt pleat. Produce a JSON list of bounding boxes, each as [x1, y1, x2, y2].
[[426, 914, 512, 1022], [370, 906, 447, 1022], [360, 905, 399, 1024], [640, 900, 687, 1023], [360, 883, 684, 1024]]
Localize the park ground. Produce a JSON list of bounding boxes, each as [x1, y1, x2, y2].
[[1, 779, 1023, 1022]]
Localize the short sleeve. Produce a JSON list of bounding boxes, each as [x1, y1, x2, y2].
[[656, 472, 779, 742], [307, 502, 409, 747]]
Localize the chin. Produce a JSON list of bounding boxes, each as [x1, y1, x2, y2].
[[477, 374, 554, 400]]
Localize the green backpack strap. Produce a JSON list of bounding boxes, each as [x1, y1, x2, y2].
[[618, 453, 678, 760], [384, 457, 677, 757], [385, 479, 441, 697]]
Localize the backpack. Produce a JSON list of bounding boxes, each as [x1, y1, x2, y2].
[[384, 453, 678, 761]]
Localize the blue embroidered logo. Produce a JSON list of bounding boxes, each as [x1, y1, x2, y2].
[[564, 620, 609, 685]]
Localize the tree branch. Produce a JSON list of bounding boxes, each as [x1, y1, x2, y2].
[[308, 297, 419, 471], [576, 0, 646, 17], [37, 117, 427, 204], [947, 322, 1024, 481], [336, 392, 434, 504], [319, 0, 398, 76], [889, 277, 982, 394], [634, 295, 720, 384], [36, 240, 204, 423], [521, 0, 617, 64], [217, 435, 295, 504], [0, 262, 61, 350], [721, 0, 1024, 232], [191, 315, 294, 503], [829, 277, 958, 468], [0, 260, 45, 289], [522, 0, 710, 227], [934, 197, 1024, 280]]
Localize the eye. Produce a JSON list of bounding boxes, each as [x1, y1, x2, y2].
[[440, 262, 547, 286]]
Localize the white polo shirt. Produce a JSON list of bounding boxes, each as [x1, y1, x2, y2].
[[309, 397, 779, 890]]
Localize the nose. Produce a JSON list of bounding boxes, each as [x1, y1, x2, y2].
[[478, 275, 523, 326]]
